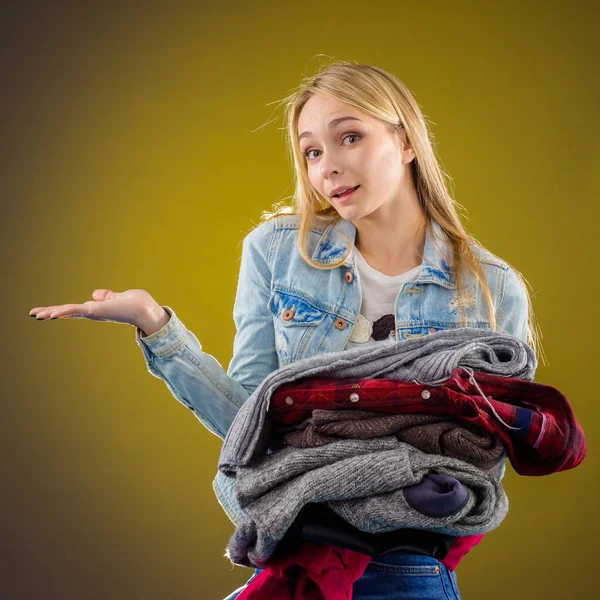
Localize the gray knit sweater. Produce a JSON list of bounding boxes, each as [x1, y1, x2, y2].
[[226, 437, 509, 568]]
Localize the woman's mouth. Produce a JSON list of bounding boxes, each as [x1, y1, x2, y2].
[[335, 185, 360, 202]]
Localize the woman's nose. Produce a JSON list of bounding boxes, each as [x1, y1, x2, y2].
[[319, 154, 342, 179]]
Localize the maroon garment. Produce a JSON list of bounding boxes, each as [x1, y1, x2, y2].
[[269, 366, 587, 477], [237, 538, 372, 600]]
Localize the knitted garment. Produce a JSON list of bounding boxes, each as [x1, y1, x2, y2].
[[226, 437, 508, 568], [218, 328, 536, 476], [277, 409, 507, 472]]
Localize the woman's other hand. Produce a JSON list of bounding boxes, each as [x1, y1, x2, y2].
[[28, 288, 157, 328]]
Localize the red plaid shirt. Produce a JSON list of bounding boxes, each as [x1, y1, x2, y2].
[[270, 366, 587, 477]]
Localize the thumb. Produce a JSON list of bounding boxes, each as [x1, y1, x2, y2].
[[92, 289, 116, 301]]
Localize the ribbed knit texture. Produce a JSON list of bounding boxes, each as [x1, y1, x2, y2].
[[277, 409, 507, 471], [218, 328, 537, 476], [226, 437, 508, 568]]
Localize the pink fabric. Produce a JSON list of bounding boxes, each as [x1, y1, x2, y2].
[[440, 534, 484, 571], [237, 539, 372, 600]]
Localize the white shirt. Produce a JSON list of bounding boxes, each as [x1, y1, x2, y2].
[[344, 247, 422, 350]]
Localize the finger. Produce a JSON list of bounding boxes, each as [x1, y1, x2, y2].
[[31, 305, 63, 319], [48, 303, 93, 320]]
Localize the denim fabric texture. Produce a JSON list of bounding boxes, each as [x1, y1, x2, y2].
[[350, 552, 462, 600]]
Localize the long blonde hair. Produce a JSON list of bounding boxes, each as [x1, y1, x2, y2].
[[254, 59, 543, 362]]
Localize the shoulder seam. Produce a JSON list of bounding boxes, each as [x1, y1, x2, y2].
[[273, 214, 329, 234]]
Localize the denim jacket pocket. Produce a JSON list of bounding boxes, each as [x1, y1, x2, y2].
[[268, 286, 329, 366]]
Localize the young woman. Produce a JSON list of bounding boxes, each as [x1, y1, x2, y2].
[[29, 61, 542, 599]]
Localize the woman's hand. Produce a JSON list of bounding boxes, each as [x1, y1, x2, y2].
[[28, 288, 157, 327]]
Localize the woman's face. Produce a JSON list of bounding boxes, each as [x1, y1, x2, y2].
[[297, 94, 415, 220]]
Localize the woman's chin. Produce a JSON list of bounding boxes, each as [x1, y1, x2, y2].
[[336, 204, 364, 219]]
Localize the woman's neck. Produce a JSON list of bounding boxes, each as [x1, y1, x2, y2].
[[353, 207, 427, 275]]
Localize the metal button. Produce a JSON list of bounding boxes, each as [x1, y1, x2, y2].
[[421, 389, 431, 399], [282, 309, 294, 321], [349, 392, 360, 402], [284, 396, 294, 405], [334, 317, 347, 330], [344, 271, 354, 284]]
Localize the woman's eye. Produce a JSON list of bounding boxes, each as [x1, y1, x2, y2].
[[343, 133, 361, 146], [303, 149, 320, 161], [303, 133, 362, 161]]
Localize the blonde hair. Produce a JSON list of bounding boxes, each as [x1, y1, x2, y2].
[[254, 58, 543, 362]]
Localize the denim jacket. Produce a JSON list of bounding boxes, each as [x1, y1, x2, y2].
[[134, 215, 530, 525]]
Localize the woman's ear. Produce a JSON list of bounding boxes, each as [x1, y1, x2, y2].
[[398, 126, 416, 165]]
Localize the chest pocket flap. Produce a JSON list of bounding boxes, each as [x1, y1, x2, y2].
[[268, 289, 327, 327]]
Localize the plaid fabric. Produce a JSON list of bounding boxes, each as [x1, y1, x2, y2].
[[270, 366, 587, 477]]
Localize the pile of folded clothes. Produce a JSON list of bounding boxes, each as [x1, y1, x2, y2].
[[217, 328, 587, 599]]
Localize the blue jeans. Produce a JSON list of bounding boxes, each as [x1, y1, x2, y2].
[[223, 552, 462, 599]]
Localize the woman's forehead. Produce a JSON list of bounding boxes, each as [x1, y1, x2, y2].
[[298, 95, 370, 136]]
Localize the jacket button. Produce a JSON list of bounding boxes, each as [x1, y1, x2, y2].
[[344, 271, 354, 284], [421, 389, 431, 399], [282, 309, 294, 321], [349, 392, 360, 402], [429, 327, 436, 333], [284, 396, 294, 405], [334, 317, 347, 330]]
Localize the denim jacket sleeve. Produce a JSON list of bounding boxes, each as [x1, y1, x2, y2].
[[495, 265, 530, 344], [133, 219, 278, 440], [226, 220, 279, 397]]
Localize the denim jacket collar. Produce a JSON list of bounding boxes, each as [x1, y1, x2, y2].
[[311, 218, 456, 289]]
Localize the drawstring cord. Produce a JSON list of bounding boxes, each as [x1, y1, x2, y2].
[[459, 366, 523, 431], [408, 368, 524, 432]]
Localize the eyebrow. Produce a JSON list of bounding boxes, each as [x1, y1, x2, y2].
[[298, 116, 363, 141]]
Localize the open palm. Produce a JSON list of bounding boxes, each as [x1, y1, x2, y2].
[[29, 288, 154, 325]]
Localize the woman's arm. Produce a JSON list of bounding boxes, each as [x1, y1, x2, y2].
[[226, 221, 280, 395], [495, 265, 530, 344], [134, 220, 279, 440]]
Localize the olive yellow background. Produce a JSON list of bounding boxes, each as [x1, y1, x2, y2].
[[5, 1, 598, 598]]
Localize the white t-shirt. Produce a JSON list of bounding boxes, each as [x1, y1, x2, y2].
[[344, 247, 422, 350]]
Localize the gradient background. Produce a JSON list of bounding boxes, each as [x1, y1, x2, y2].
[[5, 1, 598, 598]]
